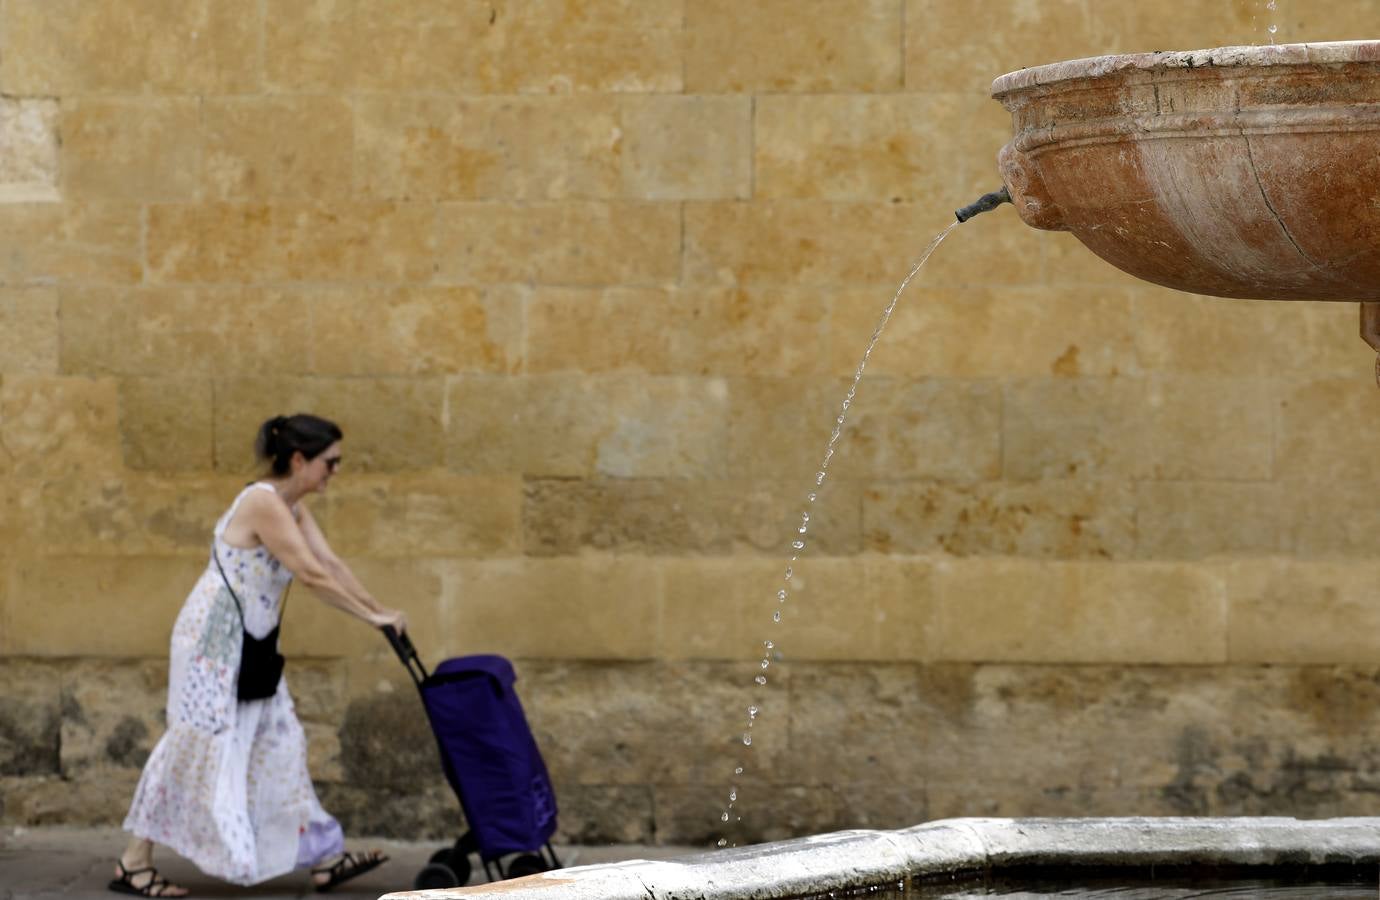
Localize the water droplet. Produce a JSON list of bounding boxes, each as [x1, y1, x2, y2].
[[735, 767, 743, 775], [807, 492, 817, 502], [1268, 23, 1277, 32], [772, 611, 781, 622], [748, 705, 759, 719], [755, 675, 767, 685], [742, 733, 752, 746], [815, 472, 826, 485], [792, 540, 805, 550], [784, 566, 793, 580], [836, 415, 845, 425], [797, 525, 808, 534], [729, 789, 737, 801], [721, 812, 730, 822], [764, 640, 774, 649], [718, 838, 728, 847], [777, 589, 787, 601], [760, 658, 770, 669]]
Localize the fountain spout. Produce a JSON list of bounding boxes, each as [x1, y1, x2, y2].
[[954, 186, 1012, 224]]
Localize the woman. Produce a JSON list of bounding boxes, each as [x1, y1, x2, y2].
[[111, 414, 408, 896]]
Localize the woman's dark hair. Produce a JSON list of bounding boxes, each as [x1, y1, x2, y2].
[[255, 413, 343, 475]]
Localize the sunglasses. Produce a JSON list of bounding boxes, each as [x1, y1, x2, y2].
[[322, 455, 342, 473]]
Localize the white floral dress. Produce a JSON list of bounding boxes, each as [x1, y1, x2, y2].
[[124, 483, 344, 885]]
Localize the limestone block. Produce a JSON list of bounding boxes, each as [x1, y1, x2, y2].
[[445, 375, 729, 478], [212, 376, 446, 473], [684, 201, 941, 288], [0, 376, 121, 477], [754, 94, 964, 202], [353, 0, 682, 94], [841, 377, 1003, 481], [59, 660, 167, 774], [446, 558, 662, 659], [435, 202, 679, 286], [117, 378, 215, 472], [1220, 560, 1380, 664], [1279, 480, 1380, 557], [659, 558, 872, 661], [866, 557, 935, 661], [622, 96, 752, 201], [356, 96, 626, 201], [686, 0, 902, 92], [918, 212, 1051, 289], [863, 479, 1137, 558], [930, 560, 1227, 664], [827, 285, 1138, 379], [905, 0, 1114, 93], [60, 287, 313, 377], [1134, 288, 1359, 378], [309, 286, 522, 376], [0, 98, 59, 203], [523, 286, 833, 378], [551, 784, 655, 844], [1135, 482, 1283, 559], [521, 478, 863, 558], [1120, 2, 1268, 55], [281, 559, 446, 659], [337, 683, 441, 792], [0, 204, 142, 286], [1003, 377, 1274, 481], [519, 660, 791, 786], [0, 660, 61, 775], [720, 377, 853, 482], [316, 473, 521, 558], [0, 772, 140, 825], [15, 473, 238, 556], [0, 289, 58, 374], [1276, 378, 1380, 484], [3, 556, 201, 656], [203, 97, 353, 201], [263, 0, 358, 91], [146, 203, 435, 284], [0, 0, 258, 94], [61, 99, 200, 202]]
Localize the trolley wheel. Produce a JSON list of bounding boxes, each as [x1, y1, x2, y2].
[[414, 862, 461, 890], [444, 843, 472, 885], [429, 848, 452, 866], [504, 853, 548, 879]]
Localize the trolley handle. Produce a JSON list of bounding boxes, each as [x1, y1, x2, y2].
[[382, 625, 429, 686]]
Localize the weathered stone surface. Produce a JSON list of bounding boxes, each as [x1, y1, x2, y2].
[[203, 97, 353, 201], [522, 478, 862, 558], [622, 97, 753, 201], [117, 378, 216, 472], [319, 473, 521, 558], [0, 772, 140, 825], [1276, 378, 1380, 484], [0, 376, 121, 477], [59, 660, 167, 774], [550, 784, 655, 844], [61, 99, 200, 202], [445, 376, 729, 478], [2, 557, 200, 656], [280, 559, 446, 658], [0, 204, 142, 286], [445, 559, 663, 660], [524, 286, 833, 378], [1135, 482, 1282, 559], [1220, 560, 1380, 664], [839, 377, 1003, 482], [686, 0, 902, 93], [309, 286, 523, 376], [435, 202, 680, 286], [0, 660, 61, 776], [0, 98, 59, 203], [827, 286, 1138, 379], [755, 95, 961, 203], [864, 479, 1137, 558], [60, 287, 314, 377], [929, 560, 1227, 664], [1002, 377, 1274, 482], [262, 0, 357, 92], [0, 0, 259, 94], [0, 289, 58, 374], [147, 203, 435, 284], [212, 376, 446, 473]]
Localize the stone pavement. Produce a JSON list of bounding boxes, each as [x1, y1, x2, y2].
[[0, 827, 700, 900]]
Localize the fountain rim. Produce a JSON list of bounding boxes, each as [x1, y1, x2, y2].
[[991, 39, 1380, 99]]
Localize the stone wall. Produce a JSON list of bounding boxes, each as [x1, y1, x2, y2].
[[4, 0, 1380, 845]]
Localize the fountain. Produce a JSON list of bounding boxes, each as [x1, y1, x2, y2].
[[390, 39, 1380, 900]]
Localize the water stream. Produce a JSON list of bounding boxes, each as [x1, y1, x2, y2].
[[714, 221, 959, 846]]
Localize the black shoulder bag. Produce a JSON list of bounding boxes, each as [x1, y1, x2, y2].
[[213, 546, 291, 701]]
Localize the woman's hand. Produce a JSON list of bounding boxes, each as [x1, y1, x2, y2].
[[369, 608, 408, 633]]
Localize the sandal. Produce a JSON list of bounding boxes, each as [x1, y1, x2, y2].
[[108, 862, 188, 897], [311, 850, 389, 892]]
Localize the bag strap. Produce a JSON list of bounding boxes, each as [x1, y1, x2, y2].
[[212, 544, 290, 628]]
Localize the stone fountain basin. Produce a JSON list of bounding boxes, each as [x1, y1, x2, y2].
[[993, 40, 1380, 300]]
